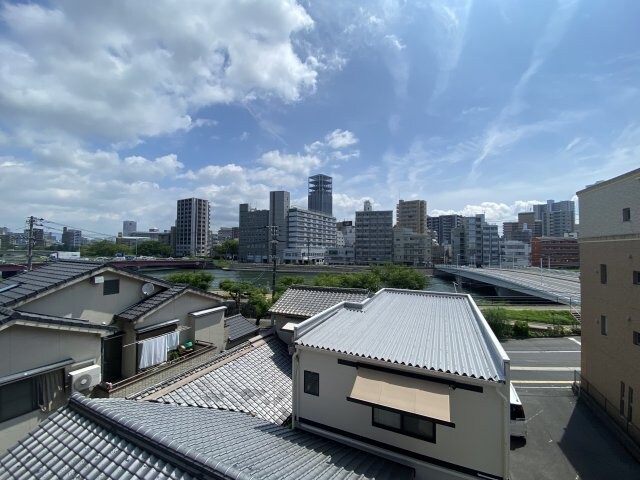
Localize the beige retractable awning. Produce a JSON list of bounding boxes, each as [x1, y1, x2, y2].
[[349, 368, 451, 423]]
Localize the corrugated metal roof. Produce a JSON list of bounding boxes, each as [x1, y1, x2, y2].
[[295, 289, 507, 382], [225, 313, 259, 342], [140, 335, 292, 425], [0, 395, 413, 479], [269, 285, 369, 318]]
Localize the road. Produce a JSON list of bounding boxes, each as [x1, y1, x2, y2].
[[504, 337, 640, 479]]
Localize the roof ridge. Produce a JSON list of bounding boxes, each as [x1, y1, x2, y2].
[[287, 284, 369, 293], [69, 395, 252, 479]]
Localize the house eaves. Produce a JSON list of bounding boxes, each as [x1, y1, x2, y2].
[[0, 307, 117, 336]]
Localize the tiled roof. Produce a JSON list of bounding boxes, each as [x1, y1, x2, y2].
[[225, 313, 259, 342], [269, 285, 369, 318], [117, 285, 225, 322], [295, 289, 508, 382], [117, 285, 187, 321], [0, 395, 412, 479], [0, 261, 103, 307], [139, 335, 292, 425], [0, 307, 116, 333]]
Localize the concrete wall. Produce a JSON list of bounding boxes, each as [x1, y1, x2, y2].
[[19, 271, 148, 324], [0, 324, 102, 453], [579, 172, 640, 238], [192, 308, 225, 347], [294, 348, 508, 479], [274, 314, 299, 344], [0, 324, 101, 378]]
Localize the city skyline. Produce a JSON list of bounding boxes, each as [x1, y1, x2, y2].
[[1, 1, 639, 234]]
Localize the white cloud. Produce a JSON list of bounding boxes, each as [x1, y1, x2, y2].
[[0, 0, 319, 144], [324, 129, 359, 149], [431, 200, 544, 225]]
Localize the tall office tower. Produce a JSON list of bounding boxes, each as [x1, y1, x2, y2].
[[577, 168, 640, 438], [238, 204, 270, 262], [427, 214, 464, 245], [533, 200, 575, 237], [355, 205, 393, 265], [61, 227, 82, 250], [175, 198, 210, 257], [122, 220, 137, 237], [269, 191, 290, 258], [363, 200, 372, 212], [517, 212, 542, 239], [396, 199, 427, 234], [308, 174, 332, 216]]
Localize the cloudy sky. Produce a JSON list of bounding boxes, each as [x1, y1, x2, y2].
[[1, 0, 639, 237]]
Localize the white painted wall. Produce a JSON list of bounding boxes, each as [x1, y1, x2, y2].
[[294, 348, 508, 479]]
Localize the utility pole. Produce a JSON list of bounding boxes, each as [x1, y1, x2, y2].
[[268, 225, 278, 299], [26, 216, 35, 271]]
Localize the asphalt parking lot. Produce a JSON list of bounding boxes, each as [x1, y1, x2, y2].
[[504, 337, 640, 479]]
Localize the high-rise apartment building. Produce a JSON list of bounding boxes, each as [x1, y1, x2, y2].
[[427, 214, 464, 245], [533, 200, 575, 237], [61, 227, 82, 250], [269, 191, 290, 258], [451, 214, 499, 266], [284, 207, 336, 264], [517, 212, 542, 239], [396, 199, 427, 234], [308, 174, 332, 216], [122, 220, 137, 237], [175, 198, 210, 257], [392, 226, 432, 266], [238, 204, 269, 262], [577, 168, 640, 444], [355, 202, 393, 265]]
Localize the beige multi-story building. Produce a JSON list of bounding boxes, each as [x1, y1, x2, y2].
[[396, 199, 427, 234], [175, 197, 210, 257], [577, 167, 640, 445]]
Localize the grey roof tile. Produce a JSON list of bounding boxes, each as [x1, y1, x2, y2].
[[0, 306, 117, 333], [295, 289, 508, 382], [269, 285, 369, 318], [0, 395, 412, 479], [224, 313, 259, 342], [117, 285, 187, 321], [141, 335, 292, 425]]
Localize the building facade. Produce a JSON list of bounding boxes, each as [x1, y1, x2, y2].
[[284, 207, 336, 264], [577, 168, 640, 446], [122, 221, 137, 237], [530, 237, 579, 269], [392, 226, 432, 266], [270, 191, 291, 258], [61, 227, 82, 250], [238, 204, 269, 262], [396, 199, 427, 234], [533, 200, 576, 238], [175, 198, 210, 257], [426, 214, 463, 246], [308, 174, 332, 216], [501, 240, 531, 268], [355, 204, 393, 265], [336, 220, 355, 248]]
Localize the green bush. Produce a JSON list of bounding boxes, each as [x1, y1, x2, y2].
[[166, 271, 213, 291], [484, 308, 512, 338], [512, 320, 530, 338]]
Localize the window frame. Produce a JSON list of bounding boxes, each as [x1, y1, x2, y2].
[[103, 279, 120, 296], [622, 207, 631, 222], [371, 406, 436, 443], [303, 370, 319, 396], [600, 315, 608, 336], [600, 264, 607, 284], [633, 331, 640, 346], [633, 271, 640, 286]]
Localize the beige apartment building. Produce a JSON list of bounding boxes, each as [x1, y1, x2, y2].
[[396, 199, 428, 234], [577, 167, 640, 445]]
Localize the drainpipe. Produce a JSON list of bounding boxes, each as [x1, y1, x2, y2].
[[292, 348, 300, 429]]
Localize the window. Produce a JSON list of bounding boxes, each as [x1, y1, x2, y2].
[[303, 370, 319, 396], [0, 370, 64, 422], [103, 279, 120, 295], [634, 331, 640, 346], [372, 407, 436, 442], [634, 271, 640, 285], [623, 208, 631, 222], [600, 315, 608, 336], [600, 264, 607, 284]]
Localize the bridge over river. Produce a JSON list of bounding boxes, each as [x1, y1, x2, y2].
[[435, 265, 581, 306]]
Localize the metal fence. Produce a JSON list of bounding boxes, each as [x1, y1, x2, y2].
[[574, 372, 640, 447]]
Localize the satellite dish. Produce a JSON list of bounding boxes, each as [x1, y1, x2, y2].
[[142, 283, 155, 296], [73, 374, 93, 391]]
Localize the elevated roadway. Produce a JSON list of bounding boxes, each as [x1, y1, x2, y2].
[[435, 265, 581, 306]]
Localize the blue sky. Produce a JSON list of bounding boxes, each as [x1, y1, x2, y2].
[[1, 0, 639, 237]]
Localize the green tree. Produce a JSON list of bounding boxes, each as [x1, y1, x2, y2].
[[165, 272, 213, 291], [215, 239, 239, 257], [245, 291, 272, 320], [219, 280, 256, 309], [484, 308, 512, 338], [372, 264, 428, 290], [313, 272, 380, 291], [81, 240, 130, 257], [136, 241, 173, 257], [274, 276, 306, 301]]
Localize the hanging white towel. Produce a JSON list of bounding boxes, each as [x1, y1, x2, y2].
[[138, 335, 168, 369], [166, 331, 181, 350]]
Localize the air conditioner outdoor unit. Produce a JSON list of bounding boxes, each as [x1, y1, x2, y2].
[[68, 364, 101, 392]]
